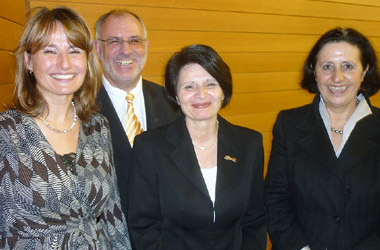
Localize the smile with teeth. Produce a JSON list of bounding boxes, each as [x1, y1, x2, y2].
[[116, 60, 133, 66], [52, 74, 75, 80], [329, 85, 348, 92]]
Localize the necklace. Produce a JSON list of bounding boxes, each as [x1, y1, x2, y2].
[[39, 101, 77, 133], [193, 138, 218, 150], [330, 126, 343, 135], [192, 120, 219, 150]]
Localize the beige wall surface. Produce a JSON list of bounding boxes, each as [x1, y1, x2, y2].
[[2, 1, 380, 247]]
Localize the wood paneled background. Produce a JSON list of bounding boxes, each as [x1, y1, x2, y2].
[[2, 0, 380, 248]]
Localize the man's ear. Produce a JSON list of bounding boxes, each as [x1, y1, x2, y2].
[[145, 38, 149, 50], [94, 40, 102, 60]]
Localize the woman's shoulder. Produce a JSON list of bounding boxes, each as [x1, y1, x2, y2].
[[0, 109, 24, 127], [85, 112, 110, 127], [279, 102, 314, 116], [218, 116, 263, 142]]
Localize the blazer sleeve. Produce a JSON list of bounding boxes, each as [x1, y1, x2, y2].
[[128, 135, 167, 250], [242, 134, 267, 250], [264, 111, 309, 250]]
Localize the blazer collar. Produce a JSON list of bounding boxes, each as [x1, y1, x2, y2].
[[297, 95, 380, 176], [338, 98, 380, 172], [97, 86, 131, 149], [297, 95, 336, 166], [166, 117, 209, 197], [165, 116, 241, 199], [216, 116, 242, 195], [142, 79, 161, 130]]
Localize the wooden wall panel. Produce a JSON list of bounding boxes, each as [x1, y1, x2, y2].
[[0, 51, 15, 85], [28, 0, 380, 22], [28, 1, 380, 37], [0, 84, 15, 108], [0, 0, 24, 111], [0, 0, 26, 24]]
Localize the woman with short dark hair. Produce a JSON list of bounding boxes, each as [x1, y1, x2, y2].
[[128, 44, 267, 250], [265, 27, 380, 250]]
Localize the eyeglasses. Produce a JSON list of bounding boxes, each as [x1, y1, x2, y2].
[[98, 37, 147, 50]]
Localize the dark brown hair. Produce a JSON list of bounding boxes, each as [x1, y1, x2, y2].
[[301, 27, 380, 97], [165, 44, 232, 108]]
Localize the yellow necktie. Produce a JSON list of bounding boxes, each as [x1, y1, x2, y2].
[[125, 93, 143, 146]]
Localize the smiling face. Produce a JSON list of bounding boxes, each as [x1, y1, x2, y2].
[[314, 41, 368, 111], [25, 22, 87, 102], [95, 14, 148, 92], [177, 63, 224, 122]]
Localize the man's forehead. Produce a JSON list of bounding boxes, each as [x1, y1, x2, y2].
[[100, 15, 144, 37]]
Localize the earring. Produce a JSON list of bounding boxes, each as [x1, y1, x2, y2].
[[29, 70, 34, 76]]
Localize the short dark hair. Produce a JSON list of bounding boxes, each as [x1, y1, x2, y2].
[[165, 44, 232, 108], [301, 27, 380, 97], [14, 6, 101, 122]]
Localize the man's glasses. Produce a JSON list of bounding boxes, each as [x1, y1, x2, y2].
[[98, 37, 147, 50]]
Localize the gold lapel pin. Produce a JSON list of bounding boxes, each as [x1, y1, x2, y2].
[[224, 155, 236, 163]]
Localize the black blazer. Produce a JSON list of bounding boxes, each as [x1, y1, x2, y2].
[[96, 79, 180, 215], [128, 116, 267, 250], [265, 95, 380, 250]]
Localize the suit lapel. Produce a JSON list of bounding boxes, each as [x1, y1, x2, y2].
[[216, 117, 241, 195], [338, 106, 380, 172], [296, 96, 342, 179], [143, 80, 161, 130], [166, 118, 209, 198], [97, 87, 131, 149]]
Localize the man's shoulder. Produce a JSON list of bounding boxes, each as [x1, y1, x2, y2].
[[142, 79, 165, 93]]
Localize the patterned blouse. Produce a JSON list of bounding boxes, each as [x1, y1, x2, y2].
[[0, 109, 132, 249]]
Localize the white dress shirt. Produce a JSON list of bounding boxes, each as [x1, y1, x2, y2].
[[200, 166, 217, 222], [319, 94, 372, 157], [102, 75, 147, 131]]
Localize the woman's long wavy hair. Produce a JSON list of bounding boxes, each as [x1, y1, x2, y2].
[[14, 6, 101, 122]]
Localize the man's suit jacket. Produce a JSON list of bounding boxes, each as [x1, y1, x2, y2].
[[96, 79, 180, 215], [265, 95, 380, 250], [128, 116, 267, 250]]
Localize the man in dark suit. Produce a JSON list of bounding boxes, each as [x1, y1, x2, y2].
[[94, 9, 179, 215]]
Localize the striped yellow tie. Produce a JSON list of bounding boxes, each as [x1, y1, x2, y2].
[[125, 93, 143, 146]]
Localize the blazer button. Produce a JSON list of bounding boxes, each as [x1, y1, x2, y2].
[[333, 216, 340, 223], [344, 186, 351, 194]]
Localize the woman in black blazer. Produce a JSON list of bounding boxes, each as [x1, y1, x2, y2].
[[265, 28, 380, 250], [128, 44, 267, 250]]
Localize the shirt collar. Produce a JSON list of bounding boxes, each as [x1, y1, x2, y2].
[[319, 93, 372, 157], [102, 75, 143, 101]]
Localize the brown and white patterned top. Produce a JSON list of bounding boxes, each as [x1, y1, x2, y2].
[[0, 109, 132, 249]]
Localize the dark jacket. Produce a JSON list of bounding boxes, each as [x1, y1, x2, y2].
[[128, 116, 267, 250], [265, 95, 380, 250], [96, 79, 180, 215]]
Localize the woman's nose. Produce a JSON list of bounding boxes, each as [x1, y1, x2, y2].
[[58, 52, 71, 69], [196, 86, 207, 98], [332, 68, 344, 83]]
